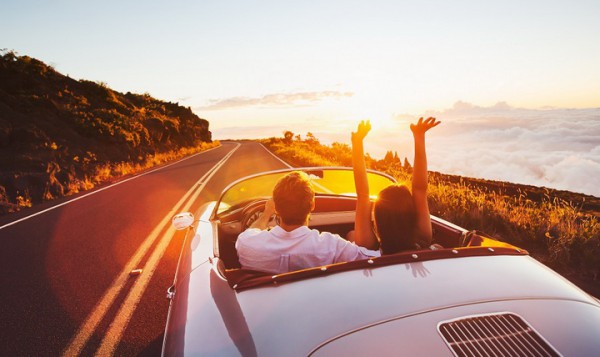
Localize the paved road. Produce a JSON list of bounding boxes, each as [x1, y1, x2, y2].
[[0, 141, 289, 356]]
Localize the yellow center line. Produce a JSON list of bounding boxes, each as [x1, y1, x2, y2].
[[61, 143, 240, 357], [94, 143, 239, 356]]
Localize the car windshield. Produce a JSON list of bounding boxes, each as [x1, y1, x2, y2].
[[215, 168, 396, 216]]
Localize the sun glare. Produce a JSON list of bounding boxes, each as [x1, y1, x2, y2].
[[349, 94, 400, 130], [366, 115, 397, 129], [351, 106, 397, 130]]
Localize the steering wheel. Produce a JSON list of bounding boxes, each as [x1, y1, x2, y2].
[[241, 199, 275, 230]]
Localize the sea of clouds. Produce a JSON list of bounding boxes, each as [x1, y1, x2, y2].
[[211, 101, 599, 197], [387, 102, 600, 197]]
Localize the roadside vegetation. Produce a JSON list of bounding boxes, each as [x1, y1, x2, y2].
[[261, 132, 600, 291], [0, 50, 218, 214]]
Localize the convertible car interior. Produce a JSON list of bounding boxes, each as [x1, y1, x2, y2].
[[207, 168, 525, 290], [216, 195, 519, 272]]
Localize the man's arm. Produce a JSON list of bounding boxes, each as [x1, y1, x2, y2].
[[332, 232, 381, 264], [249, 198, 276, 230]]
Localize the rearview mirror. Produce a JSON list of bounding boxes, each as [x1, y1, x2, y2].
[[172, 212, 194, 230]]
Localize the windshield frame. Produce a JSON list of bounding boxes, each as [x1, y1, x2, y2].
[[211, 167, 396, 219]]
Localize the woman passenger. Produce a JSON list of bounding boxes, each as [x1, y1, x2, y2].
[[351, 117, 441, 254]]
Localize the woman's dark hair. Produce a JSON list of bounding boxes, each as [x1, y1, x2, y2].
[[373, 184, 416, 254]]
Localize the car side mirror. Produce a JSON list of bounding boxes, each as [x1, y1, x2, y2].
[[172, 212, 194, 230]]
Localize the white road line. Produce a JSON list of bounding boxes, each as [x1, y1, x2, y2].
[[0, 145, 222, 231], [259, 142, 292, 168], [61, 143, 240, 357], [258, 142, 334, 193]]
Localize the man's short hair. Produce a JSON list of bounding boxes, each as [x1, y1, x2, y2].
[[273, 171, 315, 225]]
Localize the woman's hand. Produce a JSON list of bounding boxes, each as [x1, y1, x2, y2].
[[410, 117, 440, 136], [352, 120, 371, 144]]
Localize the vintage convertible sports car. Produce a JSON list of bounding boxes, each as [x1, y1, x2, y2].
[[162, 167, 600, 356]]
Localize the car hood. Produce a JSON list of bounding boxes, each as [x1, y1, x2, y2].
[[311, 299, 600, 356], [166, 254, 600, 356]]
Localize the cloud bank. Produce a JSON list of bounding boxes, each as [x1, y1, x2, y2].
[[391, 102, 600, 197], [211, 100, 599, 197], [197, 90, 353, 110]]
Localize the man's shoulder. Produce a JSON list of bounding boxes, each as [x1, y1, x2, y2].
[[236, 228, 269, 248], [239, 227, 264, 237]]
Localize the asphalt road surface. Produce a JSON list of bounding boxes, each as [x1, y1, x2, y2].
[[0, 141, 290, 356]]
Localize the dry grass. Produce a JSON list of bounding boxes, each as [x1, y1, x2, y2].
[[426, 177, 600, 280], [1, 141, 219, 215], [16, 190, 32, 208], [64, 141, 220, 195], [261, 137, 600, 281]]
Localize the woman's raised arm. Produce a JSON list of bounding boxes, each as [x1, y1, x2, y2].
[[350, 120, 378, 250], [410, 117, 441, 247]]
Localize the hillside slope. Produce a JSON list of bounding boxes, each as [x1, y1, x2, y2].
[[0, 50, 213, 214]]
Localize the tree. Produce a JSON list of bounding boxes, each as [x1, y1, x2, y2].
[[306, 132, 319, 144], [384, 150, 394, 163], [403, 157, 412, 172], [0, 49, 18, 62], [283, 130, 294, 144]]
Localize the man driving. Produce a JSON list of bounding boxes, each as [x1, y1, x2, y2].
[[236, 171, 380, 274]]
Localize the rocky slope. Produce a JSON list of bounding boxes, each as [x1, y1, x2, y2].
[[0, 50, 212, 214]]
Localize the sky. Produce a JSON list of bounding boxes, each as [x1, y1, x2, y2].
[[2, 1, 599, 196]]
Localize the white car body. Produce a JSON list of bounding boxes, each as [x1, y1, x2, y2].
[[162, 168, 600, 356]]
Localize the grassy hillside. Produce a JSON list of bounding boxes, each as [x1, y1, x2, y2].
[[261, 135, 600, 294], [0, 50, 217, 214]]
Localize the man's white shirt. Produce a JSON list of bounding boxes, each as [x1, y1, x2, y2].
[[236, 225, 380, 274]]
